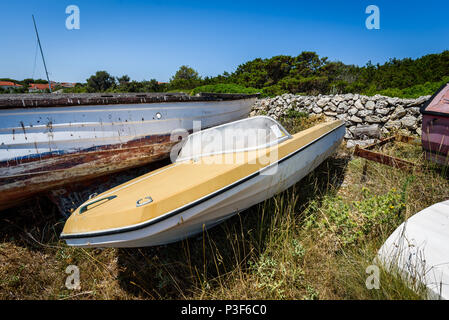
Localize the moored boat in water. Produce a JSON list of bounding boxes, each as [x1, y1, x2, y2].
[[60, 116, 345, 247], [0, 92, 257, 211]]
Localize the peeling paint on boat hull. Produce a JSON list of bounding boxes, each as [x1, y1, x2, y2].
[[0, 97, 256, 211], [420, 83, 449, 165], [0, 136, 176, 211]]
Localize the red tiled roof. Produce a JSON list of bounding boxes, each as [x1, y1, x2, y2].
[[29, 83, 55, 90], [0, 81, 22, 87]]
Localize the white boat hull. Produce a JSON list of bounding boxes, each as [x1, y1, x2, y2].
[[0, 98, 255, 211], [65, 124, 345, 247], [0, 99, 255, 162], [377, 200, 449, 300]]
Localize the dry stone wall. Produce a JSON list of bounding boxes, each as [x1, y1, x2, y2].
[[250, 93, 430, 147]]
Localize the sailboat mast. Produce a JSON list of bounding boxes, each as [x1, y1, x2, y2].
[[32, 15, 52, 93]]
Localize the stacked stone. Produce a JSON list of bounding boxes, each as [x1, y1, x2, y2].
[[250, 93, 430, 147]]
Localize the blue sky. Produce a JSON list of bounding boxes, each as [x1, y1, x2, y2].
[[0, 0, 448, 83]]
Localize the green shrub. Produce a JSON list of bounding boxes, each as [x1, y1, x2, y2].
[[190, 83, 260, 95], [261, 84, 288, 97], [286, 109, 308, 119], [304, 187, 406, 247], [363, 76, 449, 98]]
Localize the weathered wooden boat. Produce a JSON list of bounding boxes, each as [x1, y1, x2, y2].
[[377, 200, 449, 300], [420, 82, 449, 165], [0, 92, 257, 211], [60, 116, 345, 247]]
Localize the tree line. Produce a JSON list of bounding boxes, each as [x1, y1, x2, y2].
[[200, 50, 449, 97], [2, 50, 448, 98], [69, 50, 449, 97]]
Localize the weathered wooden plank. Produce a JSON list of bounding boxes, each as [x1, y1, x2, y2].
[[0, 92, 260, 109], [353, 135, 420, 171]]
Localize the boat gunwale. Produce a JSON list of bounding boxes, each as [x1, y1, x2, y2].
[[420, 83, 449, 117], [60, 121, 345, 240], [0, 93, 260, 110]]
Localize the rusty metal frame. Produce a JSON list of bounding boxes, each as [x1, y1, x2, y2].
[[353, 135, 421, 170]]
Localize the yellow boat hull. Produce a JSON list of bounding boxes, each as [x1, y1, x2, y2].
[[61, 119, 344, 247]]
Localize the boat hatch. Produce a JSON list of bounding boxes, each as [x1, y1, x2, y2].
[[176, 116, 291, 162]]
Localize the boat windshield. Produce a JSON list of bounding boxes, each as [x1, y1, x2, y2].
[[176, 116, 291, 162]]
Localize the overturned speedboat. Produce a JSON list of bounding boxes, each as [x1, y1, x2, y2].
[[60, 116, 345, 247], [377, 200, 449, 300]]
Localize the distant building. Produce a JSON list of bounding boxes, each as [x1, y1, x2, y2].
[[0, 80, 78, 93], [28, 83, 55, 92], [0, 81, 23, 91], [60, 82, 76, 88]]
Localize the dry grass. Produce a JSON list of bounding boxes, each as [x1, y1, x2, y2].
[[0, 115, 448, 300]]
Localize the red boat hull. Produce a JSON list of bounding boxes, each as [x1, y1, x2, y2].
[[421, 83, 449, 165]]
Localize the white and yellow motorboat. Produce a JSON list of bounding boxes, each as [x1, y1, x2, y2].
[[60, 116, 345, 247]]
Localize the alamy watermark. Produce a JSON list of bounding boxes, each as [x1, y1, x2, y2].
[[65, 265, 80, 290], [66, 5, 80, 30], [365, 5, 380, 30], [365, 265, 380, 290]]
